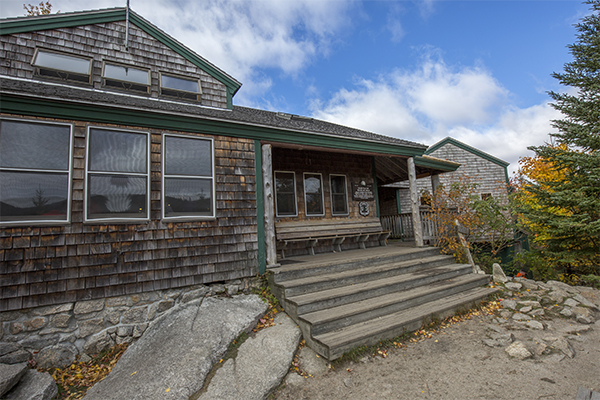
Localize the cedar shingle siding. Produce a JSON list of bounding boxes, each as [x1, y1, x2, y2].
[[0, 21, 228, 108], [0, 115, 258, 311], [0, 14, 260, 311]]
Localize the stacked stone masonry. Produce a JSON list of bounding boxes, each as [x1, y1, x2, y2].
[[0, 21, 229, 108], [0, 278, 261, 369], [0, 116, 259, 312]]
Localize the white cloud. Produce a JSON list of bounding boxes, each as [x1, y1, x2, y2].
[[310, 53, 558, 175], [447, 104, 560, 175]]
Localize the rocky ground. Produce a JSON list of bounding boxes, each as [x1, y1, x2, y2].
[[274, 276, 600, 400]]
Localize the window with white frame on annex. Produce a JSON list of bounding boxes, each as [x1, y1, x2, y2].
[[85, 127, 149, 221], [31, 48, 92, 84], [330, 174, 349, 216], [0, 119, 72, 225], [304, 173, 324, 217], [102, 61, 150, 93], [274, 171, 297, 217], [159, 73, 202, 101], [163, 134, 214, 219]]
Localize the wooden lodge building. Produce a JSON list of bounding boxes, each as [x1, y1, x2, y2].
[[0, 8, 462, 313], [0, 8, 505, 365]]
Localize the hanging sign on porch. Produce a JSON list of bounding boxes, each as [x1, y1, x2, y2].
[[358, 201, 370, 216], [352, 181, 375, 201]]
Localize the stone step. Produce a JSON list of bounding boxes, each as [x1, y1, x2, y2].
[[283, 263, 472, 319], [301, 273, 490, 337], [312, 286, 497, 360], [270, 246, 442, 283], [277, 254, 454, 297]]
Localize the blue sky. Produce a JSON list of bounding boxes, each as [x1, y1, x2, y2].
[[0, 0, 590, 173]]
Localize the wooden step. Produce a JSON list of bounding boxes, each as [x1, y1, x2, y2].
[[270, 246, 442, 283], [278, 254, 454, 297], [284, 263, 472, 319], [312, 286, 497, 360], [301, 273, 490, 336]]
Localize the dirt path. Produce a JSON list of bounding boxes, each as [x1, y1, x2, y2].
[[273, 282, 600, 400]]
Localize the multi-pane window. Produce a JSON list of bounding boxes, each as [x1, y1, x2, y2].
[[0, 119, 72, 224], [160, 73, 202, 101], [304, 173, 324, 216], [32, 49, 92, 83], [274, 171, 297, 217], [86, 128, 149, 221], [163, 135, 214, 219], [330, 174, 349, 215], [102, 62, 150, 93]]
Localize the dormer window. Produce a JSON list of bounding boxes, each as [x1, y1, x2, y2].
[[32, 49, 91, 83], [102, 62, 150, 93], [160, 73, 201, 101]]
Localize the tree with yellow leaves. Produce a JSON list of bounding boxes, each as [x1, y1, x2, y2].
[[513, 0, 600, 275]]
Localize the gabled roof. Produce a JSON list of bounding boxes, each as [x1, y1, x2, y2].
[[425, 137, 509, 168], [0, 7, 242, 103]]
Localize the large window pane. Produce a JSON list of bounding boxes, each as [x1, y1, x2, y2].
[[304, 173, 324, 216], [88, 129, 147, 173], [164, 136, 212, 176], [0, 119, 71, 224], [330, 175, 348, 215], [33, 50, 91, 75], [87, 174, 147, 219], [103, 64, 149, 85], [164, 178, 212, 217], [161, 75, 200, 93], [163, 135, 214, 219], [0, 171, 68, 221], [0, 120, 70, 170], [275, 172, 296, 217], [86, 128, 148, 221]]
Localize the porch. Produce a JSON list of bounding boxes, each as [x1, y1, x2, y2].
[[268, 241, 496, 360]]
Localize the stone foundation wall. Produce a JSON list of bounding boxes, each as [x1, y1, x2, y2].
[[0, 277, 262, 369]]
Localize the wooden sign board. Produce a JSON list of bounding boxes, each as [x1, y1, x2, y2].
[[352, 182, 374, 201]]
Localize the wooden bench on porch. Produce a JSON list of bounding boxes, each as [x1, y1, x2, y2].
[[275, 217, 391, 259]]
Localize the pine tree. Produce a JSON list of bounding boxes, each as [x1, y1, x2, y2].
[[518, 0, 600, 273]]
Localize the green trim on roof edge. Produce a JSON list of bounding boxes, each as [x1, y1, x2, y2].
[[0, 95, 425, 157], [0, 9, 125, 34], [414, 156, 460, 172], [0, 8, 242, 107], [425, 137, 509, 168]]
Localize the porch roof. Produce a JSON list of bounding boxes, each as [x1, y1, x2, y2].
[[375, 154, 460, 186]]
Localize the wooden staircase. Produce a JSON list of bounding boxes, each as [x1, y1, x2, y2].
[[269, 244, 497, 360]]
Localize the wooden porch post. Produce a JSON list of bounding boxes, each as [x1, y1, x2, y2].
[[262, 144, 278, 266], [407, 157, 424, 247], [431, 174, 440, 194]]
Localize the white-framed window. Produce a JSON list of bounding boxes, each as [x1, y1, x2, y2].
[[159, 72, 202, 101], [31, 48, 92, 84], [304, 172, 324, 217], [102, 61, 150, 93], [330, 174, 349, 216], [0, 119, 73, 225], [85, 127, 150, 222], [162, 134, 215, 219], [274, 171, 297, 217]]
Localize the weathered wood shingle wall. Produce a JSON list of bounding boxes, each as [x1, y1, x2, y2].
[[0, 116, 258, 312], [0, 21, 228, 108], [272, 148, 376, 221], [396, 143, 509, 212]]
